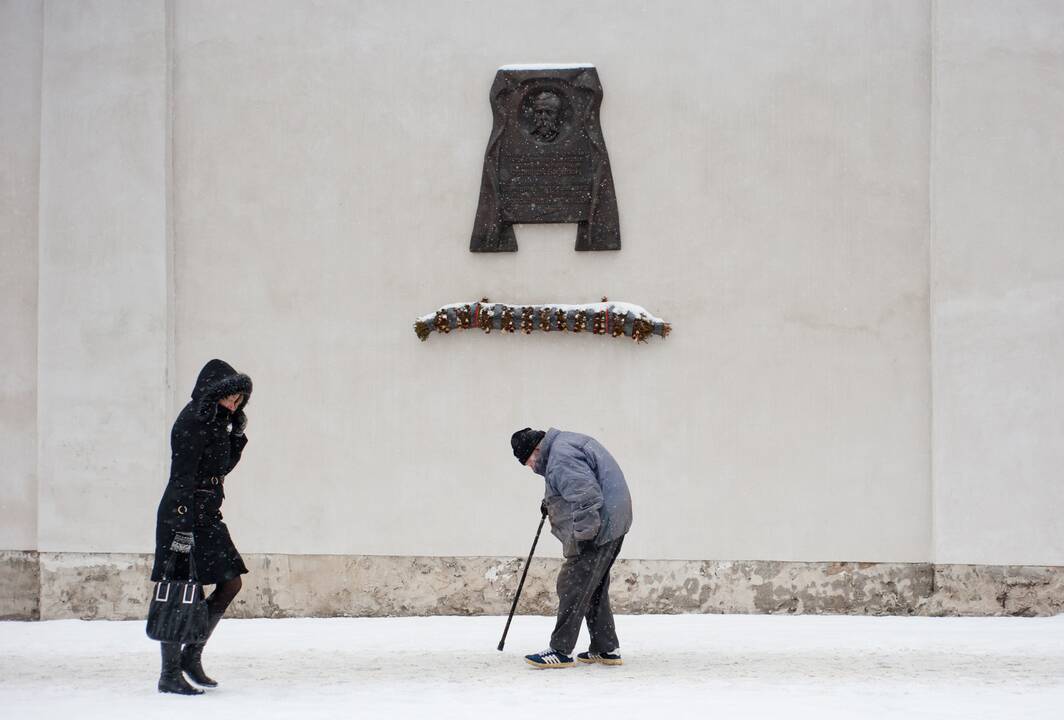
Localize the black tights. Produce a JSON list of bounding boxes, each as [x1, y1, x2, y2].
[[206, 576, 242, 616]]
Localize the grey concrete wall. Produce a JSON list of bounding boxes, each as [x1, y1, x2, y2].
[[0, 552, 40, 620], [0, 0, 42, 552], [931, 0, 1064, 565], [3, 551, 1058, 621], [3, 1, 1063, 622], [36, 0, 172, 553], [172, 0, 932, 563]]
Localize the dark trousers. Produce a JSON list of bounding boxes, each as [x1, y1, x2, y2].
[[550, 536, 624, 655]]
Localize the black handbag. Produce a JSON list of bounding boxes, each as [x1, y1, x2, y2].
[[146, 552, 210, 643]]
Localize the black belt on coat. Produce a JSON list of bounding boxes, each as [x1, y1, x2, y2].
[[174, 477, 224, 517]]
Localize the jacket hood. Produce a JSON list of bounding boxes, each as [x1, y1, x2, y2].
[[191, 359, 253, 421], [532, 428, 560, 476]]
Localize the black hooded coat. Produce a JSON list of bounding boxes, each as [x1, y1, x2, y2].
[[151, 359, 253, 585]]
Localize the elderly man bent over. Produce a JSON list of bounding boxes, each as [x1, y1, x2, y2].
[[510, 427, 633, 669]]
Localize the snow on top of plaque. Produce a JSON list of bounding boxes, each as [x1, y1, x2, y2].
[[498, 63, 595, 71]]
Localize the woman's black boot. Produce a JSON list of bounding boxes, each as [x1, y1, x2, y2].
[[159, 642, 203, 695], [181, 613, 223, 687]]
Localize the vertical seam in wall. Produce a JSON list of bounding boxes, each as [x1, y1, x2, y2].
[[165, 0, 177, 423], [927, 0, 938, 569], [32, 0, 45, 617]]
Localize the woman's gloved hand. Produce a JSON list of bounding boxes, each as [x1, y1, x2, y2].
[[231, 410, 248, 437]]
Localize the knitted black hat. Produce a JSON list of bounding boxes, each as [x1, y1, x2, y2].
[[511, 428, 546, 465]]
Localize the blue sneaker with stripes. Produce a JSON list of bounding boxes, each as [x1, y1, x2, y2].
[[524, 649, 575, 668], [577, 650, 623, 666]]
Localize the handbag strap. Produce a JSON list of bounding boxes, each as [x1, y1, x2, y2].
[[186, 552, 200, 583], [160, 550, 200, 583], [161, 552, 177, 581]]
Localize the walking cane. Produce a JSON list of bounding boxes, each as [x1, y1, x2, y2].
[[497, 508, 548, 651]]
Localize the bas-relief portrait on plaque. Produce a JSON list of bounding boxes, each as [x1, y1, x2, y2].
[[470, 64, 621, 252]]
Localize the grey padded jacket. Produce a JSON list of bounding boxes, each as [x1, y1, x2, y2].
[[534, 428, 633, 558]]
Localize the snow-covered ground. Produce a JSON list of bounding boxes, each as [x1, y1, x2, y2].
[[2, 614, 1062, 719]]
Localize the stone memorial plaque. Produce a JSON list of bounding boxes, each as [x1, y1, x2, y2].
[[470, 64, 621, 252]]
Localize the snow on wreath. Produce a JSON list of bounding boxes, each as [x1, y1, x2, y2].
[[414, 298, 671, 343]]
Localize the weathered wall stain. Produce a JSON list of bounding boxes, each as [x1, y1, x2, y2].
[[2, 552, 1060, 621], [0, 551, 40, 620]]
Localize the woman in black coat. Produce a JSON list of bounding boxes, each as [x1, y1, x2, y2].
[[152, 359, 253, 695]]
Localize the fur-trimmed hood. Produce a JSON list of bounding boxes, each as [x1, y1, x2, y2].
[[191, 359, 253, 421]]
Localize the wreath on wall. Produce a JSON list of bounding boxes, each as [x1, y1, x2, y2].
[[414, 298, 670, 343]]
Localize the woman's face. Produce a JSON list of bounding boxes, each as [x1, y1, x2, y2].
[[218, 393, 243, 412]]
